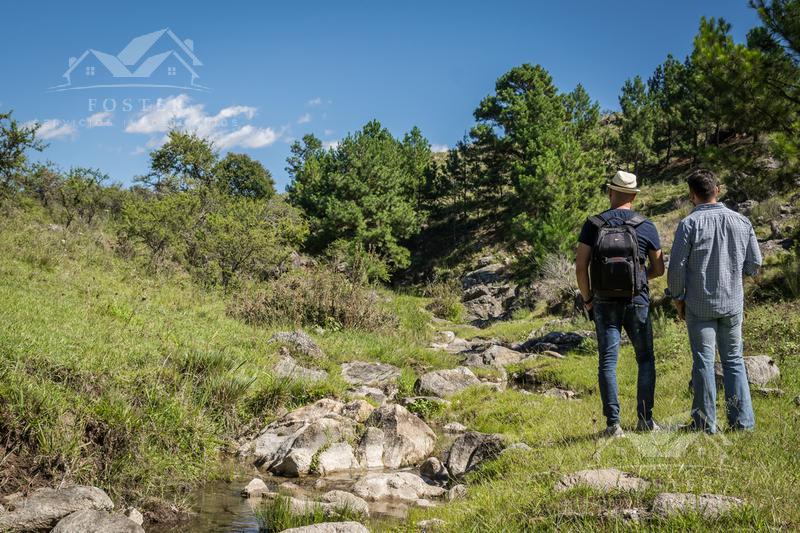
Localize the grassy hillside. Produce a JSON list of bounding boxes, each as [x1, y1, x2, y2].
[[1, 180, 799, 530]]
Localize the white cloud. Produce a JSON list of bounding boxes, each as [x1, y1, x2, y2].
[[124, 94, 279, 150], [86, 111, 113, 128], [306, 97, 322, 106], [323, 128, 334, 136], [431, 144, 449, 153], [322, 140, 339, 150], [24, 119, 77, 140], [297, 113, 311, 124]]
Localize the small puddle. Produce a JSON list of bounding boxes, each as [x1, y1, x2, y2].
[[155, 462, 411, 532]]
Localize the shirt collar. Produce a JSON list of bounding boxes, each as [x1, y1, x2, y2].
[[692, 202, 725, 212]]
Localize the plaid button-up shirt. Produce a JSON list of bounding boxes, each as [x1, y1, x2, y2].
[[667, 202, 762, 319]]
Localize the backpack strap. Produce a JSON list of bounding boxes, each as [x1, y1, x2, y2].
[[587, 215, 606, 228], [625, 214, 646, 227]]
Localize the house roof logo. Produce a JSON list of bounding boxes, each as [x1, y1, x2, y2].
[[50, 29, 209, 92]]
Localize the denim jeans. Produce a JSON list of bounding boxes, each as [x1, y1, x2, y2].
[[686, 311, 755, 433], [593, 300, 656, 427]]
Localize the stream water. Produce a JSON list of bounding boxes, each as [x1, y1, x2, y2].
[[153, 462, 410, 532]]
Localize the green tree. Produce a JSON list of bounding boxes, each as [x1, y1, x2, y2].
[[470, 64, 604, 262], [143, 130, 217, 192], [0, 110, 44, 191], [286, 120, 426, 272], [213, 152, 276, 199], [618, 76, 656, 172]]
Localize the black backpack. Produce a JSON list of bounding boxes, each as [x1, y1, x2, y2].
[[588, 214, 646, 299]]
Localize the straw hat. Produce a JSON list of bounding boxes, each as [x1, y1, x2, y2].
[[607, 170, 640, 193]]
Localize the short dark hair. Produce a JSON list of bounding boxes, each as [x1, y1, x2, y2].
[[687, 169, 718, 200]]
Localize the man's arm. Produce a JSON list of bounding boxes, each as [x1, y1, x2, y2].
[[743, 224, 762, 277], [576, 243, 592, 308], [647, 248, 665, 279], [667, 220, 691, 300]]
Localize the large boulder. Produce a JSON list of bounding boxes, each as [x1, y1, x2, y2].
[[241, 399, 358, 476], [274, 354, 328, 383], [0, 486, 114, 531], [652, 492, 744, 518], [357, 404, 436, 469], [51, 510, 144, 533], [281, 522, 369, 533], [316, 443, 360, 476], [463, 294, 506, 324], [352, 472, 446, 502], [415, 367, 481, 398], [419, 457, 449, 484], [269, 330, 325, 359], [514, 331, 592, 354], [443, 431, 506, 477], [555, 469, 650, 493], [463, 344, 525, 367], [340, 361, 401, 387], [462, 263, 505, 288], [712, 355, 780, 389]]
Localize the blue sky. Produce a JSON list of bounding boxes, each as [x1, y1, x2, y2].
[[0, 1, 760, 190]]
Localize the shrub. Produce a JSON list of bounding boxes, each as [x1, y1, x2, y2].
[[533, 253, 577, 310], [424, 279, 465, 322], [228, 265, 397, 331]]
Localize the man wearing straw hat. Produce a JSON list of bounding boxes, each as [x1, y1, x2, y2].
[[576, 171, 665, 437]]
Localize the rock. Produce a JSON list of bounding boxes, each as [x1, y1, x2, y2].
[[462, 263, 505, 289], [0, 486, 114, 531], [463, 293, 506, 324], [243, 399, 357, 476], [500, 442, 532, 456], [444, 431, 506, 477], [400, 396, 451, 417], [352, 472, 446, 502], [279, 481, 305, 495], [712, 355, 780, 389], [317, 443, 360, 475], [320, 490, 370, 518], [511, 368, 547, 390], [415, 367, 481, 398], [282, 523, 369, 533], [281, 523, 369, 533], [342, 399, 375, 423], [415, 498, 437, 508], [269, 330, 325, 359], [435, 331, 456, 344], [542, 387, 577, 400], [439, 336, 475, 354], [542, 350, 565, 359], [514, 331, 592, 354], [743, 355, 780, 386], [125, 508, 144, 526], [356, 427, 386, 469], [463, 345, 525, 367], [349, 385, 390, 405], [417, 518, 446, 531], [555, 469, 649, 493], [274, 354, 328, 383], [241, 477, 269, 498], [447, 484, 467, 501], [652, 492, 744, 518], [443, 422, 467, 434], [794, 395, 800, 407], [51, 510, 144, 533], [420, 457, 449, 483], [340, 361, 401, 387], [358, 404, 436, 469]]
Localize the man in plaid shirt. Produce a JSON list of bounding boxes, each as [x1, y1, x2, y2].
[[667, 169, 762, 433]]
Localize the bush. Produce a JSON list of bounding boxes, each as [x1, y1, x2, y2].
[[533, 253, 577, 310], [424, 279, 465, 322], [228, 265, 397, 331]]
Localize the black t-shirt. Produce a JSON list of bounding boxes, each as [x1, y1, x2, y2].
[[578, 208, 661, 306]]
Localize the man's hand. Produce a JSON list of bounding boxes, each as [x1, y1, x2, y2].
[[583, 299, 593, 312], [673, 300, 686, 321]]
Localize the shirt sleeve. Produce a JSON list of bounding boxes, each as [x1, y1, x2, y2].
[[643, 221, 661, 251], [743, 223, 762, 276], [577, 219, 595, 247], [667, 219, 692, 300]]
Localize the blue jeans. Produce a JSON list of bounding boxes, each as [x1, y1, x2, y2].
[[593, 300, 656, 427], [686, 311, 755, 433]]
